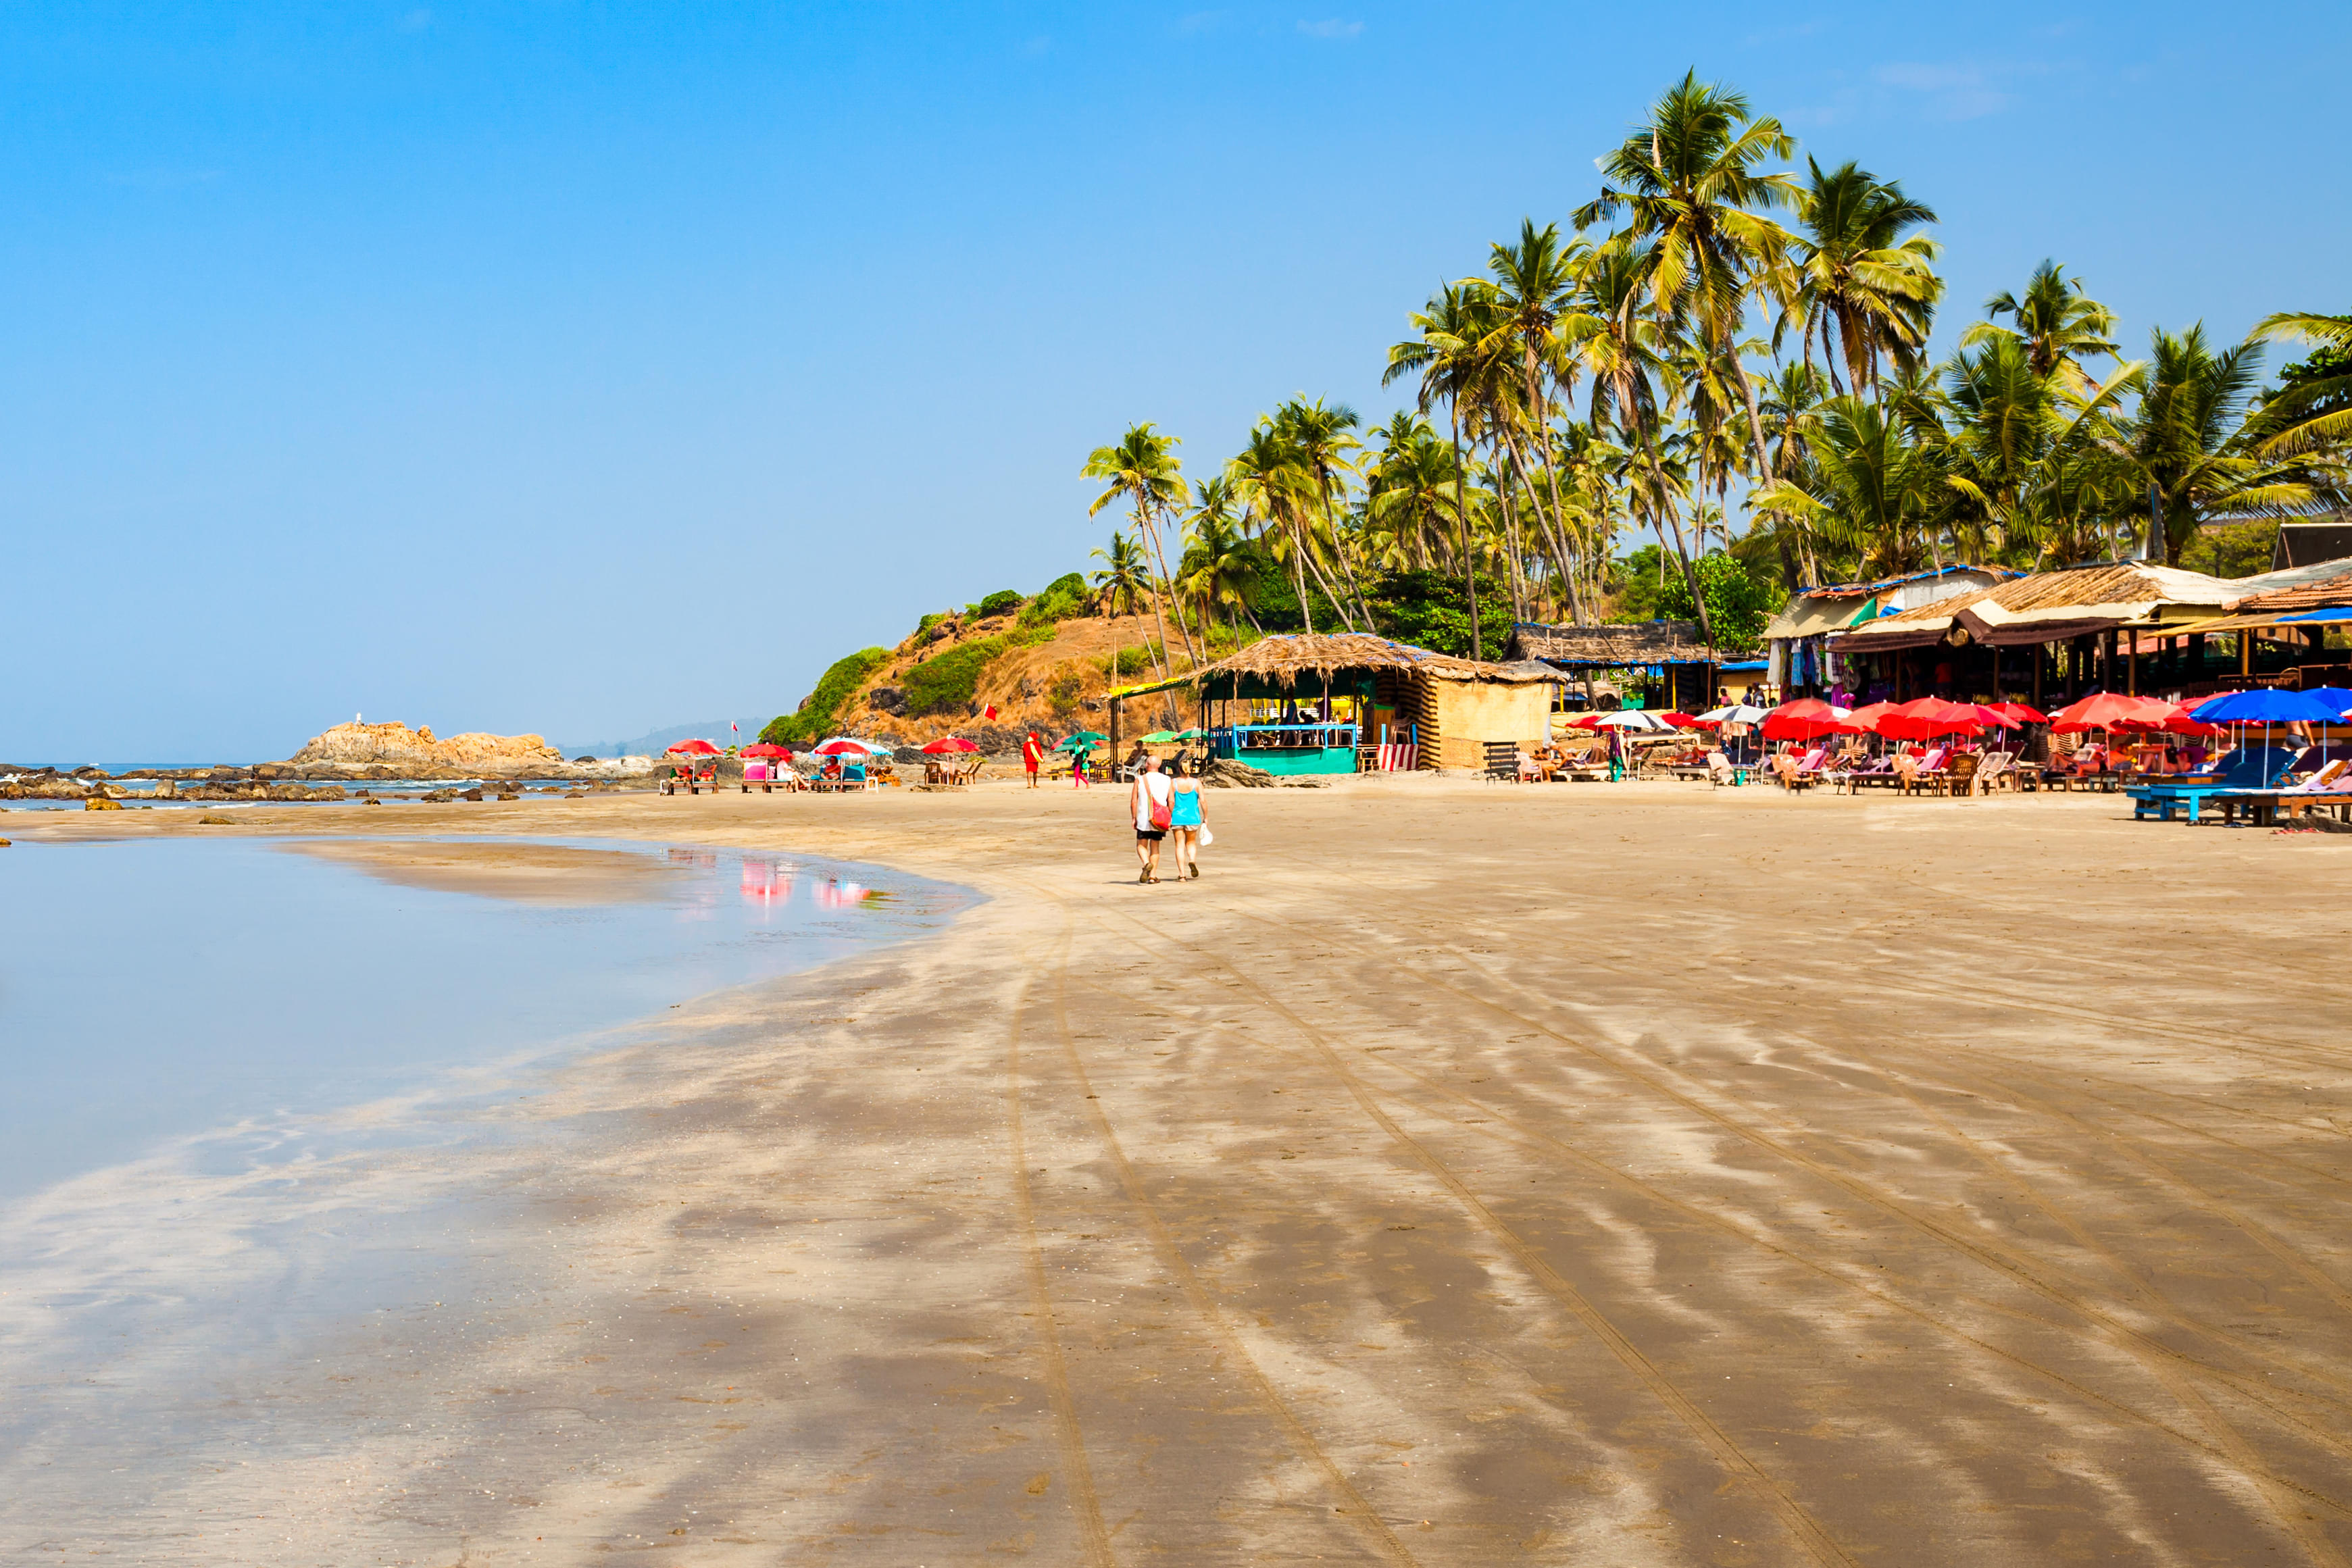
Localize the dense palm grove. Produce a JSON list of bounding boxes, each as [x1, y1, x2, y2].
[[1086, 71, 2351, 665]]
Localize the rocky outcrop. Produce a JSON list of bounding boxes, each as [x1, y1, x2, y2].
[[293, 722, 564, 769], [277, 722, 653, 781]]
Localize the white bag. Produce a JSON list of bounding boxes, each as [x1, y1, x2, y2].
[[1198, 826, 1214, 847]]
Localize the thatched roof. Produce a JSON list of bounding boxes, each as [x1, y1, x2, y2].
[[1832, 561, 2320, 650], [2224, 565, 2352, 616], [1108, 633, 1554, 698], [1509, 621, 1712, 666]]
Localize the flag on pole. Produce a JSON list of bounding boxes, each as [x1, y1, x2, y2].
[[983, 704, 998, 720]]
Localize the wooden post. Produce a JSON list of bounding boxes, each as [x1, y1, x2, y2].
[[2239, 631, 2253, 679], [2128, 628, 2138, 697], [1991, 645, 2002, 701], [1108, 694, 1121, 778], [2031, 642, 2043, 709]]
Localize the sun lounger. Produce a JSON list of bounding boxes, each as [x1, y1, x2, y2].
[[2125, 747, 2304, 823]]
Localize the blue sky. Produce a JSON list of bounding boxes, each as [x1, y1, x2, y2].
[[4, 1, 2343, 761]]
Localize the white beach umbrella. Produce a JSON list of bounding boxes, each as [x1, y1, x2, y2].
[[1592, 709, 1680, 732], [1695, 704, 1770, 726], [811, 736, 890, 757]]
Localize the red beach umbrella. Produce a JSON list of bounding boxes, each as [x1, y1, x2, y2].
[[1965, 703, 2022, 730], [666, 738, 722, 755], [1876, 698, 1984, 742], [739, 742, 791, 759], [1656, 712, 1703, 729], [1843, 701, 1899, 733], [1991, 701, 2049, 724], [1760, 698, 1857, 741], [921, 736, 981, 754], [2049, 693, 2160, 733]]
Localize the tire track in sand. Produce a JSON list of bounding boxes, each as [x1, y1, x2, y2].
[[1004, 955, 1116, 1566], [1082, 901, 1861, 1568], [1016, 886, 1420, 1567], [1062, 958, 2352, 1512]]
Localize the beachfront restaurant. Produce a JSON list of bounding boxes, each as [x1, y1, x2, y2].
[[1827, 557, 2352, 704], [1762, 563, 2016, 698], [1506, 620, 1718, 712], [1107, 632, 1556, 774]]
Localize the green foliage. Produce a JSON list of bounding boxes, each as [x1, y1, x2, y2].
[[2177, 520, 2279, 579], [976, 589, 1024, 618], [1653, 553, 1779, 651], [916, 611, 947, 638], [1364, 568, 1515, 659], [762, 647, 892, 745], [1018, 572, 1091, 625], [1607, 545, 1672, 623], [901, 624, 1057, 715], [1106, 644, 1156, 678]]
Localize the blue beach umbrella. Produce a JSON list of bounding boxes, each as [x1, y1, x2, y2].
[[2189, 688, 2344, 786], [2300, 687, 2352, 717], [2188, 689, 2343, 725]]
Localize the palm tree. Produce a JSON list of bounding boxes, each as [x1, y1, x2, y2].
[[1782, 157, 1942, 394], [1178, 478, 1263, 637], [1083, 424, 1197, 677], [1386, 279, 1504, 657], [1272, 397, 1374, 630], [2251, 311, 2352, 451], [1226, 421, 1327, 634], [1574, 70, 1797, 480], [1480, 220, 1594, 622], [2109, 324, 2334, 565], [1751, 397, 1945, 580], [1089, 532, 1151, 619], [1959, 261, 2119, 388], [1938, 332, 2143, 567], [1366, 413, 1474, 572]]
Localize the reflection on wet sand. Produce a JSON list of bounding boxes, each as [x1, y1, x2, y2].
[[284, 840, 684, 905]]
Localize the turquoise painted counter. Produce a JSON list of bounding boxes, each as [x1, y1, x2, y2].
[[1220, 744, 1359, 776]]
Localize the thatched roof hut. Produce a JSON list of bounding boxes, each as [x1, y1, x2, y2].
[[1507, 621, 1710, 666], [1112, 632, 1555, 696], [1109, 633, 1555, 773]]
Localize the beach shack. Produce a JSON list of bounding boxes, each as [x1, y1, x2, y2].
[[1107, 632, 1555, 774], [1506, 621, 1717, 712], [1829, 555, 2352, 703], [1762, 564, 2016, 697]]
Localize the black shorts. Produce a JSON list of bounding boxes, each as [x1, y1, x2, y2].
[[1135, 829, 1166, 842]]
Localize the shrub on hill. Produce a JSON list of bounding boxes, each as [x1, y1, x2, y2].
[[975, 589, 1025, 618], [902, 624, 1057, 714], [1018, 573, 1091, 626], [761, 647, 892, 745]]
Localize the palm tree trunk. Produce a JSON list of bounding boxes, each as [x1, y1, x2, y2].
[[1449, 402, 1480, 660]]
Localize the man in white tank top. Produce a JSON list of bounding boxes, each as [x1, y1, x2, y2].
[[1130, 756, 1174, 883]]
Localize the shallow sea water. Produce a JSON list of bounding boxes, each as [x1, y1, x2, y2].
[[0, 834, 971, 1546]]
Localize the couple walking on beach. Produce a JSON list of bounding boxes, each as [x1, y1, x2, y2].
[[1128, 755, 1205, 884]]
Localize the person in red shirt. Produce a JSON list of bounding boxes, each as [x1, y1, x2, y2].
[[1021, 731, 1044, 789]]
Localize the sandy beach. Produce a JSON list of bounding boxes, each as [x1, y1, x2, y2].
[[9, 776, 2351, 1565]]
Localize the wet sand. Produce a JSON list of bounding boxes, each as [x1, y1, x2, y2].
[[284, 837, 685, 904], [9, 778, 2352, 1564]]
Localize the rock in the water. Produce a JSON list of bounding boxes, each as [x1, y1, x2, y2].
[[289, 721, 566, 771], [421, 789, 458, 803], [84, 797, 124, 811], [459, 788, 484, 802]]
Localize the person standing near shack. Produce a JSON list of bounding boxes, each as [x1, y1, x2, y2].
[[1128, 755, 1174, 883], [1022, 730, 1045, 789], [1069, 736, 1093, 789]]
